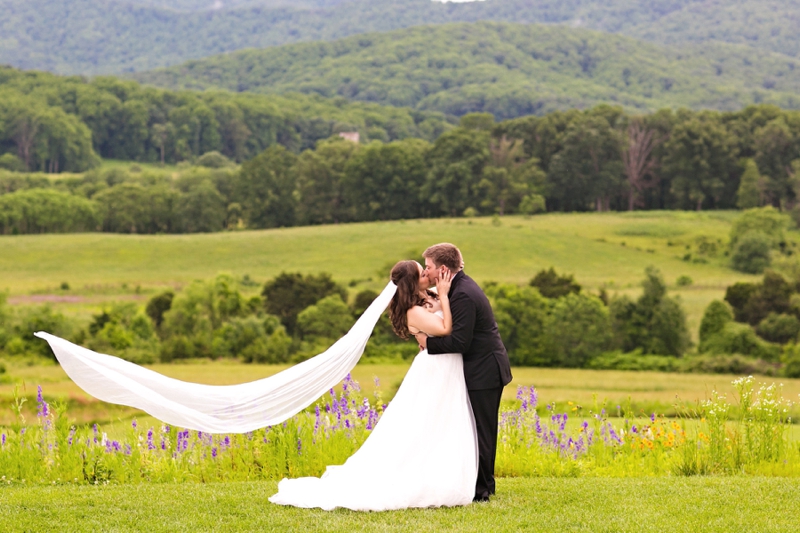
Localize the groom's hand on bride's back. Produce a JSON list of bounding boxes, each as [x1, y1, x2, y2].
[[415, 332, 428, 350]]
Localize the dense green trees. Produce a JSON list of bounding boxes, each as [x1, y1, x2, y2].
[[0, 66, 453, 169], [136, 22, 800, 121]]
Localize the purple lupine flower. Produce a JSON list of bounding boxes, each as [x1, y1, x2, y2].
[[223, 436, 231, 449], [160, 437, 167, 450], [68, 427, 75, 446], [124, 444, 132, 456], [1, 433, 5, 446], [373, 376, 380, 388], [650, 413, 656, 423], [529, 387, 538, 409], [580, 421, 589, 432], [631, 425, 638, 434], [92, 424, 99, 444], [345, 419, 351, 429], [211, 447, 218, 458], [37, 386, 50, 418], [296, 438, 302, 455], [132, 420, 137, 430], [147, 428, 156, 450]]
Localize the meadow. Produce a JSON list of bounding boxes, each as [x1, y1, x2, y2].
[[0, 211, 759, 334]]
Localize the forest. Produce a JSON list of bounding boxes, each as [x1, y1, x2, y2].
[[2, 101, 800, 243], [2, 0, 799, 74], [135, 22, 800, 120]]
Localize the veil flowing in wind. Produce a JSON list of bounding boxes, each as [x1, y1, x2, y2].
[[34, 282, 397, 434]]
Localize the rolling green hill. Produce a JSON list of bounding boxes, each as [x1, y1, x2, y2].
[[2, 0, 799, 75], [134, 22, 800, 118]]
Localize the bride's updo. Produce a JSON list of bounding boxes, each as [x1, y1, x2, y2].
[[389, 260, 425, 339]]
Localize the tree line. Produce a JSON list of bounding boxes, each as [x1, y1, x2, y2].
[[2, 103, 800, 235], [0, 66, 453, 173]]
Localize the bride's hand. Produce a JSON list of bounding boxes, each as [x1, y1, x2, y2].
[[435, 268, 452, 296]]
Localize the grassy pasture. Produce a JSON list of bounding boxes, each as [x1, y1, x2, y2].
[[2, 478, 798, 532], [0, 211, 762, 336]]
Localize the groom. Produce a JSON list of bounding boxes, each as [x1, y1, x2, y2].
[[415, 243, 512, 502]]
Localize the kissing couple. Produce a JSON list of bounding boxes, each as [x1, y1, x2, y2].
[[270, 243, 513, 511]]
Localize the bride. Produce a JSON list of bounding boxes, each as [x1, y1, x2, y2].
[[268, 260, 478, 511]]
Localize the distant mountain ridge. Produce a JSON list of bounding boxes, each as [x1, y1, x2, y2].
[[1, 0, 799, 75], [134, 22, 800, 119]]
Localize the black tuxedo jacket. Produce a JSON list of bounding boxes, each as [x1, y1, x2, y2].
[[427, 271, 513, 390]]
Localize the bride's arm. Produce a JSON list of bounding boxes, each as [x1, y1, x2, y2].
[[407, 306, 451, 337]]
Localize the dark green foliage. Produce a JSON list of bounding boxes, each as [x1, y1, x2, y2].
[[781, 344, 800, 378], [736, 159, 763, 209], [610, 267, 691, 356], [529, 268, 581, 299], [725, 271, 793, 326], [235, 145, 298, 229], [352, 289, 379, 316], [586, 351, 679, 372], [196, 151, 234, 168], [731, 232, 772, 273], [543, 293, 612, 367], [135, 22, 800, 120], [0, 189, 99, 234], [698, 322, 781, 362], [698, 300, 734, 344], [488, 284, 549, 366], [145, 290, 175, 330], [261, 272, 347, 334], [680, 353, 780, 376], [296, 295, 353, 342], [756, 313, 800, 344]]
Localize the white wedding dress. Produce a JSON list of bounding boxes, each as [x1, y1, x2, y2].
[[269, 343, 478, 511]]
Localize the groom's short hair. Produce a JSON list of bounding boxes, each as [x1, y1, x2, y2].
[[423, 243, 463, 272]]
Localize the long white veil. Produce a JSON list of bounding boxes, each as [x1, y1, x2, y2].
[[35, 281, 398, 434]]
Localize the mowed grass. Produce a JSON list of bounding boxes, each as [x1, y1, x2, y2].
[[5, 361, 800, 426], [0, 211, 764, 337], [2, 478, 799, 532]]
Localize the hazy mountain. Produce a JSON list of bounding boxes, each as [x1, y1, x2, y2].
[[1, 0, 798, 75], [133, 22, 800, 119]]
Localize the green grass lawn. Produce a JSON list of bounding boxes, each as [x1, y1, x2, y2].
[[1, 477, 798, 532], [0, 211, 766, 337]]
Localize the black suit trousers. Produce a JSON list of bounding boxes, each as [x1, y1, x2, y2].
[[469, 386, 504, 499]]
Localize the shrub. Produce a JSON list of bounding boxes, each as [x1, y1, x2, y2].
[[586, 351, 679, 372], [145, 290, 175, 330], [529, 267, 581, 299], [731, 231, 772, 274], [196, 151, 234, 168], [699, 300, 734, 344], [680, 354, 779, 376], [610, 267, 690, 356], [518, 194, 546, 215], [729, 206, 791, 250], [296, 295, 353, 342], [0, 153, 24, 172], [781, 344, 800, 378], [676, 275, 693, 287], [0, 188, 100, 235], [699, 322, 781, 362], [756, 313, 800, 344], [487, 284, 549, 366], [725, 271, 793, 325], [543, 293, 611, 367], [262, 272, 347, 334]]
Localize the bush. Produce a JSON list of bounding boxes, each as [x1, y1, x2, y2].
[[488, 284, 549, 366], [676, 275, 693, 287], [529, 267, 581, 299], [543, 293, 611, 368], [586, 351, 679, 372], [699, 322, 781, 361], [609, 267, 690, 356], [0, 153, 24, 172], [725, 271, 792, 325], [262, 272, 347, 334], [699, 300, 734, 344], [0, 188, 100, 234], [145, 290, 175, 330], [729, 206, 791, 250], [680, 354, 780, 376], [518, 194, 546, 215], [781, 344, 800, 378], [731, 231, 772, 274], [196, 151, 234, 168], [756, 313, 800, 344], [296, 295, 353, 342]]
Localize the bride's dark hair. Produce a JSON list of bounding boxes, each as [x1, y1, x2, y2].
[[389, 260, 425, 340]]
